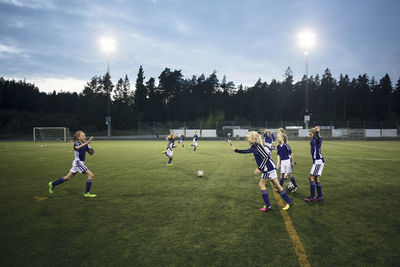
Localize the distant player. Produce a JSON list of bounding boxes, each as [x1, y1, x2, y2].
[[48, 131, 96, 197], [231, 131, 293, 212], [178, 133, 185, 148], [276, 132, 298, 192], [305, 126, 325, 202], [263, 130, 273, 149], [271, 130, 276, 150], [226, 132, 232, 143], [162, 133, 176, 166], [191, 130, 199, 151]]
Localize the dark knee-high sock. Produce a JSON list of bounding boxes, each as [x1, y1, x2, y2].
[[280, 189, 292, 205], [310, 181, 316, 198], [261, 190, 271, 207], [279, 178, 284, 186], [85, 179, 92, 193], [291, 176, 298, 187], [168, 158, 173, 164], [52, 177, 65, 187], [316, 182, 323, 197], [194, 146, 196, 151]]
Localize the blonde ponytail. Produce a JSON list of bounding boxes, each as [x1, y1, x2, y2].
[[246, 131, 263, 145]]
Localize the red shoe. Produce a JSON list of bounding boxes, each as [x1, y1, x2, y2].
[[259, 206, 272, 212], [316, 197, 324, 202], [304, 196, 316, 202]]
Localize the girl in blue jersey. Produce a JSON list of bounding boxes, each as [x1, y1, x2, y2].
[[231, 131, 293, 212], [48, 131, 96, 197], [178, 133, 185, 148], [305, 126, 325, 202], [163, 133, 176, 166], [226, 132, 232, 143], [192, 130, 199, 151], [263, 130, 273, 149], [276, 133, 298, 192]]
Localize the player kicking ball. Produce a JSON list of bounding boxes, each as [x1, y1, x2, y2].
[[48, 131, 96, 198]]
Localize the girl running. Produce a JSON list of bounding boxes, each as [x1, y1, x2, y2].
[[162, 133, 176, 166], [192, 130, 199, 151], [48, 131, 96, 197], [231, 131, 293, 212], [178, 133, 185, 148]]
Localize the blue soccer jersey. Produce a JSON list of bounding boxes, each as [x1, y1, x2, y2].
[[167, 137, 175, 149], [234, 142, 276, 172], [193, 134, 198, 141], [74, 142, 90, 161], [180, 135, 184, 141], [310, 133, 324, 163], [277, 142, 292, 160], [264, 133, 272, 144]]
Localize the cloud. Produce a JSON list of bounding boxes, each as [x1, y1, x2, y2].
[[29, 77, 87, 93], [0, 43, 22, 55], [0, 0, 56, 9]]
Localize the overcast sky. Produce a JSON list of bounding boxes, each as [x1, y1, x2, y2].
[[1, 0, 399, 93]]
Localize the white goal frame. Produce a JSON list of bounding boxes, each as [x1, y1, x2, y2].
[[33, 127, 68, 142]]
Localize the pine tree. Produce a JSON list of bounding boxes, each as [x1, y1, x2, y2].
[[133, 66, 148, 120]]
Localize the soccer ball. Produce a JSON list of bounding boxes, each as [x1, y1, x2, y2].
[[285, 182, 295, 192], [197, 170, 204, 177]]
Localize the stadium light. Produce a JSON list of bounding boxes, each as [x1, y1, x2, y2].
[[100, 37, 116, 74], [298, 30, 315, 54], [297, 30, 316, 129]]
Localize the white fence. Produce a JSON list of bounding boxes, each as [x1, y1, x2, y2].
[[170, 129, 216, 137], [382, 129, 397, 137], [233, 129, 249, 137], [302, 128, 398, 138], [169, 127, 398, 138], [201, 129, 217, 137]]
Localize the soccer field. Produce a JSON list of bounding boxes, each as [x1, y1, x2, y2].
[[0, 140, 399, 266]]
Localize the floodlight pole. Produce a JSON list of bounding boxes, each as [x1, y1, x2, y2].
[[304, 51, 310, 129], [106, 52, 111, 138], [305, 51, 309, 112], [107, 53, 110, 74]]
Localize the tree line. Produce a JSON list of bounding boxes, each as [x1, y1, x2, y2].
[[1, 66, 399, 135]]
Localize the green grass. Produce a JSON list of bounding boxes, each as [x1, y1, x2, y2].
[[0, 140, 400, 266]]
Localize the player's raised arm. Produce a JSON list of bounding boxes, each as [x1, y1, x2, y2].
[[74, 137, 93, 150]]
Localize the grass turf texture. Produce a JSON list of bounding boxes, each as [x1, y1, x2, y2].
[[0, 140, 399, 266]]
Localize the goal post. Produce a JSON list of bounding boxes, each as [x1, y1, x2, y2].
[[33, 127, 70, 142]]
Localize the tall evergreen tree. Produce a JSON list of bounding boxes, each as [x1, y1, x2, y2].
[[133, 66, 148, 120]]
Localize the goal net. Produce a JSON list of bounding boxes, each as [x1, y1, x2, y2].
[[33, 127, 71, 142]]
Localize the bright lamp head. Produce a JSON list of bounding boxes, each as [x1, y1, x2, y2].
[[100, 37, 116, 54], [298, 31, 315, 52]]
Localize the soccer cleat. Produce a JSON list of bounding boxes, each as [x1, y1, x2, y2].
[[161, 151, 166, 154], [291, 187, 298, 193], [259, 206, 272, 212], [282, 203, 291, 210], [83, 192, 97, 198], [167, 163, 173, 166], [316, 196, 324, 202], [48, 182, 54, 194], [304, 196, 316, 202]]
